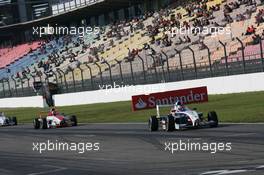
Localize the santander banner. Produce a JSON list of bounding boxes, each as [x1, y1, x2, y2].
[[131, 86, 208, 111]]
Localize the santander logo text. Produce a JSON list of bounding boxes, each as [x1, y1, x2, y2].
[[131, 86, 208, 111]]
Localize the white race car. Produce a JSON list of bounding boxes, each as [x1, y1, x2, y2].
[[33, 109, 77, 129], [0, 112, 17, 126], [148, 101, 218, 132]]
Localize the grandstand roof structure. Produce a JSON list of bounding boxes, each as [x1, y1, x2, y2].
[[0, 0, 144, 34]]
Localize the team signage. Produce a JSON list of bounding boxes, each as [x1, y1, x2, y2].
[[131, 86, 208, 111]]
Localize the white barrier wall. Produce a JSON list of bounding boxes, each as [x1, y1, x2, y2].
[[54, 72, 264, 106], [0, 96, 45, 108]]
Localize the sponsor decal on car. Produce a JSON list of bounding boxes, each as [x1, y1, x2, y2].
[[131, 86, 208, 111]]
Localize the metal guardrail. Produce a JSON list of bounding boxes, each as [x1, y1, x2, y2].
[[1, 39, 264, 98]]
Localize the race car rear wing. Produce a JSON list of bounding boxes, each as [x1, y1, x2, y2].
[[156, 104, 174, 118]]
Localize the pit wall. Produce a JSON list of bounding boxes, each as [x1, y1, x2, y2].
[[54, 72, 264, 107], [1, 72, 263, 108]]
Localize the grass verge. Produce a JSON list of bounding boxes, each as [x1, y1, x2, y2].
[[0, 91, 264, 123]]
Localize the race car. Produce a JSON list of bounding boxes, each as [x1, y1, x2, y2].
[[0, 112, 17, 126], [148, 101, 218, 132], [33, 108, 77, 129]]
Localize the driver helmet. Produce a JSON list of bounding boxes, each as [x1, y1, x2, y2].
[[50, 107, 56, 115], [174, 101, 184, 111], [175, 101, 182, 106]]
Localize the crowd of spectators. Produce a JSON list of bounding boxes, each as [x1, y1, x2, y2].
[[3, 0, 264, 82]]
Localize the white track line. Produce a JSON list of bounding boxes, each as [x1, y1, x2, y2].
[[257, 165, 264, 169], [225, 133, 256, 137], [201, 170, 227, 175], [27, 165, 67, 175], [201, 170, 249, 175], [201, 165, 264, 175], [77, 122, 264, 125]]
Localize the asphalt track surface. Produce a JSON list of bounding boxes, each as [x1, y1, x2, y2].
[[0, 123, 263, 175]]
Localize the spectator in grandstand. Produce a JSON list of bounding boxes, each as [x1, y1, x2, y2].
[[22, 69, 28, 79], [81, 43, 89, 54], [6, 68, 10, 74], [186, 6, 192, 17], [161, 32, 172, 47], [261, 30, 264, 39], [255, 9, 264, 26], [251, 34, 261, 45], [223, 13, 233, 23], [236, 14, 246, 21], [244, 8, 254, 20], [15, 72, 20, 79], [100, 57, 106, 63], [175, 37, 184, 45], [209, 4, 220, 11], [38, 60, 44, 68], [245, 0, 256, 6], [184, 36, 191, 43], [109, 39, 114, 47], [198, 40, 206, 50], [153, 53, 164, 67], [183, 21, 190, 29], [87, 56, 94, 63], [69, 52, 77, 63], [229, 1, 240, 10], [224, 4, 233, 13], [245, 25, 256, 35], [127, 48, 139, 61], [176, 13, 182, 20]]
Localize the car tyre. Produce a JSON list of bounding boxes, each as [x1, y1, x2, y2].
[[70, 115, 77, 126], [42, 118, 48, 129], [60, 119, 66, 127], [166, 115, 175, 132], [149, 116, 158, 131], [33, 118, 40, 129], [5, 118, 9, 125], [208, 111, 218, 127], [194, 121, 199, 128], [12, 117, 17, 125]]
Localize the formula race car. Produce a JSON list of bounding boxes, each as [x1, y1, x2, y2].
[[148, 101, 218, 132], [33, 108, 77, 129], [0, 112, 17, 126]]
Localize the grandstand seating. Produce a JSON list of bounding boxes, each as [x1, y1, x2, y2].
[[0, 42, 41, 68]]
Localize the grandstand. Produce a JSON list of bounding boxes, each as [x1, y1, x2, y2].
[[0, 0, 264, 100]]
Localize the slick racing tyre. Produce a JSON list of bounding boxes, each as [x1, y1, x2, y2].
[[208, 111, 218, 127], [60, 119, 67, 127], [166, 115, 175, 132], [194, 121, 199, 128], [149, 116, 158, 131], [70, 115, 78, 126], [5, 118, 10, 125], [41, 118, 48, 129], [33, 118, 40, 129], [12, 117, 17, 125]]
